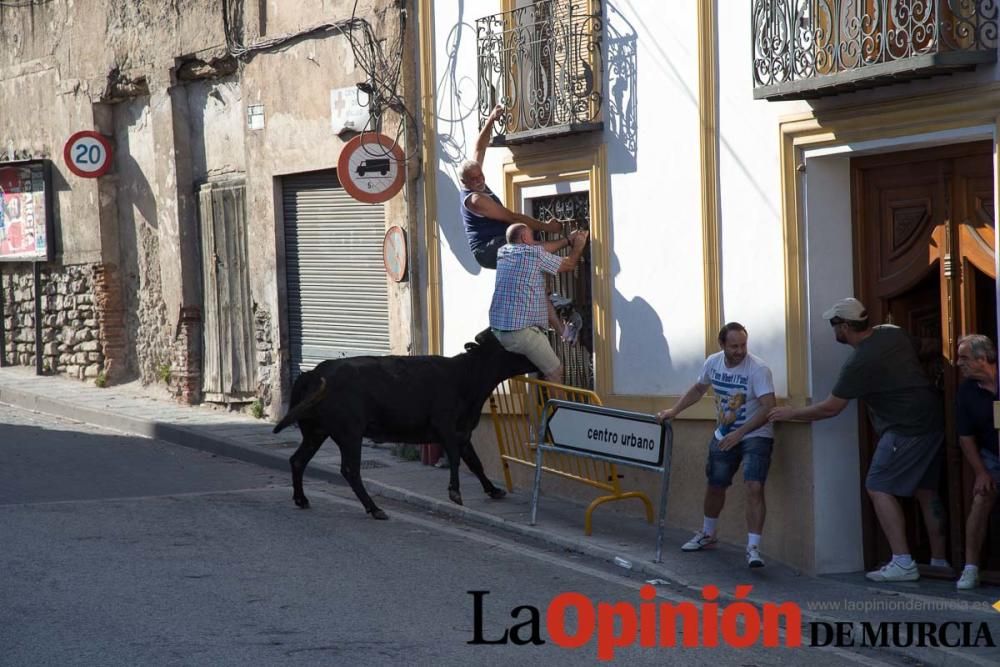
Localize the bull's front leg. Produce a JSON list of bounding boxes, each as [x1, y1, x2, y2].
[[460, 439, 506, 499], [289, 428, 327, 509]]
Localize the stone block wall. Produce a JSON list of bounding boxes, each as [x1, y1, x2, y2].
[[253, 302, 275, 410], [169, 306, 202, 404], [2, 264, 104, 379]]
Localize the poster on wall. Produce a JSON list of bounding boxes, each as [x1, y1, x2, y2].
[[0, 160, 52, 263]]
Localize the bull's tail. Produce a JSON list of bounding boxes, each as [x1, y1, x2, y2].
[[272, 373, 328, 433]]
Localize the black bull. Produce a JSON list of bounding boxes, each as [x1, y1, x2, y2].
[[272, 329, 539, 519]]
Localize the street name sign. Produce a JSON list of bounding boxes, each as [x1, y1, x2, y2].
[[546, 402, 665, 467]]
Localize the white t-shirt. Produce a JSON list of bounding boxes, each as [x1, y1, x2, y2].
[[697, 351, 775, 440]]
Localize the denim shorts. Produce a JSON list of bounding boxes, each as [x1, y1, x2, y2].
[[705, 436, 774, 488], [978, 447, 1000, 484]]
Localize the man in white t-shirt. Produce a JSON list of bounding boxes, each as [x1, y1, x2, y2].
[[656, 322, 777, 567]]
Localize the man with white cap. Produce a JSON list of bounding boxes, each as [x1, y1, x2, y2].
[[769, 297, 949, 582]]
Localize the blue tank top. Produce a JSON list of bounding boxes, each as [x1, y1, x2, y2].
[[460, 187, 508, 252]]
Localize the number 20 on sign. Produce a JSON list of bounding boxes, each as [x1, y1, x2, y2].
[[64, 131, 113, 178]]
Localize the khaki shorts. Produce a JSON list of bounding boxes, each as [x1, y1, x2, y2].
[[492, 327, 561, 376]]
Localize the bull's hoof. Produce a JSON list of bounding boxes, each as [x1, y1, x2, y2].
[[486, 487, 507, 500], [449, 489, 464, 506], [294, 496, 310, 509], [369, 508, 389, 520]]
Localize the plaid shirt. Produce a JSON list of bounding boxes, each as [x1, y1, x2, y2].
[[489, 244, 563, 330]]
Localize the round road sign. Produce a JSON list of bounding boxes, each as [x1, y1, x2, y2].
[[383, 225, 407, 282], [337, 133, 405, 204], [64, 131, 113, 178]]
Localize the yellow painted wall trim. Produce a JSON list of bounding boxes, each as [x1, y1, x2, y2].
[[698, 0, 722, 356], [502, 143, 613, 397], [778, 81, 1000, 402], [417, 0, 442, 354]]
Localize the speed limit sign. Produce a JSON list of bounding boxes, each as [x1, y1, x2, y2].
[[64, 130, 113, 178]]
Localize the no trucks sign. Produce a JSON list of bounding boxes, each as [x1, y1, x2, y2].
[[337, 133, 405, 204]]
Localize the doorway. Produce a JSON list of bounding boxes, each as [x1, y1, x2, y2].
[[852, 140, 998, 581]]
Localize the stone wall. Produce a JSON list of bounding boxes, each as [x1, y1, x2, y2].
[[2, 264, 103, 379], [253, 302, 275, 410], [169, 306, 202, 404]]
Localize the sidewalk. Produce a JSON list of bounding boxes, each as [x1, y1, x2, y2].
[[2, 366, 999, 665]]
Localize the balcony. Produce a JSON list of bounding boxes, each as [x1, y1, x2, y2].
[[752, 0, 998, 101], [476, 0, 603, 145]]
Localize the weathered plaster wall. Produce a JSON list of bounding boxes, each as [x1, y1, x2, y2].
[[240, 0, 414, 416], [1, 0, 414, 410], [185, 78, 245, 183], [113, 96, 172, 383], [0, 1, 228, 391]]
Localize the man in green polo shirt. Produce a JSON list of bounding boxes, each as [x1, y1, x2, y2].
[[769, 297, 948, 582]]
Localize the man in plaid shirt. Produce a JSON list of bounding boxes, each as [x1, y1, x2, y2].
[[489, 223, 589, 383]]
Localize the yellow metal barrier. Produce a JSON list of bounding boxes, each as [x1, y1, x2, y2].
[[489, 375, 654, 535]]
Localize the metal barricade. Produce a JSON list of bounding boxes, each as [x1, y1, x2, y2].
[[488, 375, 654, 535]]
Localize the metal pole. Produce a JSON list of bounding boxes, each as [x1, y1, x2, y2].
[[0, 264, 6, 367], [33, 262, 42, 375], [654, 422, 674, 563], [529, 407, 550, 526]]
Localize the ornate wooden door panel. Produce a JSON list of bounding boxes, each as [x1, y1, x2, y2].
[[856, 161, 944, 308], [852, 141, 995, 576]]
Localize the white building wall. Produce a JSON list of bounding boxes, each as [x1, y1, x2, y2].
[[605, 1, 703, 395], [432, 0, 501, 356], [802, 155, 864, 574], [432, 1, 709, 395], [716, 6, 809, 397]]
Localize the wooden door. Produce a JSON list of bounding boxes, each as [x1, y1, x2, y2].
[[199, 180, 256, 402], [853, 141, 997, 579]]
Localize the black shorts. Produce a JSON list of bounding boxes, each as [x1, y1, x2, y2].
[[472, 235, 506, 270]]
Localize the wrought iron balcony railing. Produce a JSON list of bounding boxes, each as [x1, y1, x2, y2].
[[753, 0, 998, 101], [477, 0, 603, 144]]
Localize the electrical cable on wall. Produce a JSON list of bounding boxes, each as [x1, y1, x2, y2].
[[222, 0, 419, 162]]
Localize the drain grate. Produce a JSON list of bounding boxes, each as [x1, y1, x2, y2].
[[360, 460, 389, 470]]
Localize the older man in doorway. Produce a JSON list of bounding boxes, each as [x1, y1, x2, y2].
[[954, 333, 1000, 590], [769, 297, 949, 582]]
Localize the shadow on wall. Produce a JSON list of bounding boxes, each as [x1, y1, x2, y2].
[[435, 3, 486, 275], [436, 165, 482, 275], [113, 101, 158, 382], [610, 250, 673, 388], [606, 2, 638, 174]]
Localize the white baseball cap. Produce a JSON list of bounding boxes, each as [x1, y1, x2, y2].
[[822, 297, 868, 322]]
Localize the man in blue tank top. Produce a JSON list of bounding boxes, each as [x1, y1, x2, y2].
[[459, 105, 563, 270]]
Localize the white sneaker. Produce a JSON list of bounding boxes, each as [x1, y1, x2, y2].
[[957, 567, 980, 590], [747, 545, 765, 568], [866, 560, 919, 582], [681, 531, 717, 552]]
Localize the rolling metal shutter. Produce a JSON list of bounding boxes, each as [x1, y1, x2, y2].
[[282, 170, 389, 378]]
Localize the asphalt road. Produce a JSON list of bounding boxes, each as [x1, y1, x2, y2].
[[0, 403, 919, 666]]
